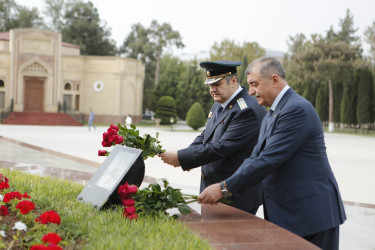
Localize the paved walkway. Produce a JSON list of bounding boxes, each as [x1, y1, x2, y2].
[[0, 123, 374, 249]]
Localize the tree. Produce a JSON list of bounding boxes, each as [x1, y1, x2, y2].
[[176, 60, 212, 120], [0, 0, 43, 31], [148, 20, 184, 87], [152, 55, 184, 109], [340, 80, 357, 126], [285, 10, 361, 131], [119, 23, 155, 110], [239, 54, 248, 87], [315, 84, 329, 123], [61, 1, 117, 55], [186, 102, 206, 130], [336, 9, 360, 44], [209, 39, 265, 78], [356, 68, 375, 130], [364, 20, 375, 67], [43, 0, 65, 32], [154, 96, 177, 125], [119, 21, 184, 110]]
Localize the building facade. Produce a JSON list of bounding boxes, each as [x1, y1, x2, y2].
[[0, 28, 144, 124]]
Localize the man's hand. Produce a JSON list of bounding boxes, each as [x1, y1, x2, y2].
[[159, 151, 181, 167], [198, 183, 222, 204]]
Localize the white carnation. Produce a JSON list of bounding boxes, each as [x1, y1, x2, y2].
[[12, 221, 27, 231]]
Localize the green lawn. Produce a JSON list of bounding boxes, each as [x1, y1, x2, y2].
[[0, 169, 211, 250]]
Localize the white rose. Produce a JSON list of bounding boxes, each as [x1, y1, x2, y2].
[[12, 221, 27, 231], [0, 230, 5, 237]]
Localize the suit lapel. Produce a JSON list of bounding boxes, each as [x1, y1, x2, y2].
[[204, 89, 246, 142], [257, 88, 294, 153]]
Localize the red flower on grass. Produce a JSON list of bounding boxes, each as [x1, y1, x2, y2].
[[3, 191, 30, 203], [42, 233, 62, 245], [35, 210, 61, 225], [31, 245, 62, 250], [0, 205, 9, 216], [16, 200, 35, 214], [0, 182, 9, 190]]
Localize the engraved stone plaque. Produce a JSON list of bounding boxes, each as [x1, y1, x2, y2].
[[77, 145, 145, 209]]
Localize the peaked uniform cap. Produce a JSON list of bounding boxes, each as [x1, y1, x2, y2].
[[200, 60, 242, 85]]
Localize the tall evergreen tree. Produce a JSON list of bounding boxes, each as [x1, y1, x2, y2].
[[315, 84, 329, 123], [152, 55, 184, 110], [357, 68, 375, 126], [176, 60, 211, 119], [239, 54, 248, 87], [340, 80, 357, 125]]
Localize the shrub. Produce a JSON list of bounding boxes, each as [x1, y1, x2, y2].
[[155, 96, 177, 125], [186, 102, 206, 130]]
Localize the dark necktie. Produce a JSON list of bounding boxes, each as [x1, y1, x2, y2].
[[216, 106, 223, 121]]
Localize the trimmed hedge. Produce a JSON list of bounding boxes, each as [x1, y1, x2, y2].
[[155, 96, 177, 125], [186, 102, 206, 130]]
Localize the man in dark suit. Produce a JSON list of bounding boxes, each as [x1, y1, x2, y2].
[[198, 57, 346, 250], [160, 60, 266, 214]]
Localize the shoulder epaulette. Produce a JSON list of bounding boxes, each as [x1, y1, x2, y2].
[[237, 98, 248, 110]]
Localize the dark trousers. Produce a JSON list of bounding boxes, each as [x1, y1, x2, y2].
[[303, 226, 339, 250]]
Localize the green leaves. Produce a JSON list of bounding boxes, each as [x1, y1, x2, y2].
[[117, 123, 165, 160], [132, 179, 197, 217]]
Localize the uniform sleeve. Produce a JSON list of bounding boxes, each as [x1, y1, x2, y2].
[[178, 107, 260, 171]]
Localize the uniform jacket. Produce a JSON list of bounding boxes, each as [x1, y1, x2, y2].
[[178, 88, 266, 212], [226, 88, 347, 236]]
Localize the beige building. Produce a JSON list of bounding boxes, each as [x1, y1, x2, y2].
[[0, 28, 144, 124]]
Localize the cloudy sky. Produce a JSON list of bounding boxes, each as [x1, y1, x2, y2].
[[17, 0, 375, 57]]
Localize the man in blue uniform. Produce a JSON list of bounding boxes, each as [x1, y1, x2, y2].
[[160, 60, 266, 214], [198, 57, 346, 249]]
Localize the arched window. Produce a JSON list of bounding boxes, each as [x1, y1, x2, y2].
[[64, 82, 72, 90], [0, 79, 4, 88]]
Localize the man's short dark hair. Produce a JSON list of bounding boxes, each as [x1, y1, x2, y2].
[[225, 74, 239, 85], [245, 57, 286, 80]]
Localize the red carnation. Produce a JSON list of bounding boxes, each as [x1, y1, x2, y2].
[[35, 210, 61, 225], [110, 124, 119, 131], [16, 200, 35, 215], [3, 191, 23, 203], [0, 205, 9, 216], [42, 233, 61, 245], [0, 182, 9, 190], [30, 245, 48, 250], [98, 150, 108, 156]]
